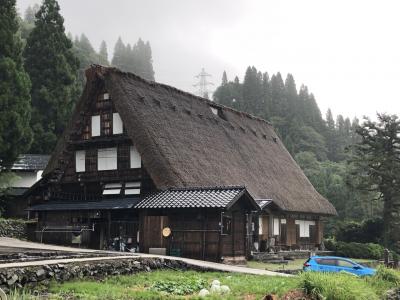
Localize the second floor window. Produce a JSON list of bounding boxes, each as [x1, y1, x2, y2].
[[75, 150, 86, 172], [113, 113, 123, 134], [98, 147, 117, 170], [91, 115, 101, 137]]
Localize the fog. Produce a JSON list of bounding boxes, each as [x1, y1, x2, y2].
[[17, 0, 400, 119]]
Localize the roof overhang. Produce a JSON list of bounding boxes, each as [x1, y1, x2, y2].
[[136, 186, 260, 210], [27, 197, 140, 211]]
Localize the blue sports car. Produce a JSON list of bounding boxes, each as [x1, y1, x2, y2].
[[303, 256, 376, 277]]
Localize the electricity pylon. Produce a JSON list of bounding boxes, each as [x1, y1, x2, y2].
[[193, 68, 214, 99]]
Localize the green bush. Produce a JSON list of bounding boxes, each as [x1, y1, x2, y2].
[[324, 239, 384, 259], [299, 271, 379, 300], [150, 277, 207, 295], [336, 242, 384, 259], [336, 218, 383, 244], [324, 238, 337, 251], [374, 265, 400, 285]]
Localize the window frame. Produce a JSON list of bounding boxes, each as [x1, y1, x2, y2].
[[97, 147, 118, 171], [221, 214, 232, 235], [75, 150, 86, 173], [91, 115, 101, 137]]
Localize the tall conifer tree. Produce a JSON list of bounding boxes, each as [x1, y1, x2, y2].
[[99, 40, 109, 65], [24, 0, 79, 153], [0, 0, 33, 167]]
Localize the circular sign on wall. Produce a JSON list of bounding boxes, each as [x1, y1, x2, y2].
[[162, 227, 171, 237]]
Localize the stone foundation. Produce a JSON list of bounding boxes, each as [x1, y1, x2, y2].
[[0, 219, 27, 240], [0, 257, 210, 294]]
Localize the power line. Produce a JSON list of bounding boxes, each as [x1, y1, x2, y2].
[[193, 68, 214, 99]]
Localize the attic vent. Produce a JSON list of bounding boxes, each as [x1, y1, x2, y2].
[[239, 126, 246, 133], [210, 105, 227, 120], [170, 104, 177, 111], [197, 114, 204, 119], [273, 137, 277, 143], [251, 129, 257, 137], [262, 134, 267, 139], [184, 108, 191, 115]]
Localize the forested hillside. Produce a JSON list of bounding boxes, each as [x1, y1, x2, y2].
[[213, 67, 380, 222], [13, 2, 155, 155]]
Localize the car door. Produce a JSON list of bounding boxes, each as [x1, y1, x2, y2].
[[336, 258, 359, 275], [317, 258, 339, 273]]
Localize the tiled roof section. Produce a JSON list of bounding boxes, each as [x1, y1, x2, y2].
[[12, 154, 50, 171], [27, 197, 140, 211], [136, 186, 246, 209]]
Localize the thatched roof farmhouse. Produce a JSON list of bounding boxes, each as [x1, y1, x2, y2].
[[28, 65, 336, 261]]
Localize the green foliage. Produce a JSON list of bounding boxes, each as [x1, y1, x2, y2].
[[72, 34, 109, 96], [325, 239, 384, 259], [351, 114, 400, 248], [150, 277, 207, 295], [374, 265, 400, 285], [299, 271, 379, 300], [335, 218, 383, 244], [0, 0, 33, 168], [213, 68, 353, 163], [19, 4, 39, 42], [24, 0, 79, 154], [111, 37, 155, 80]]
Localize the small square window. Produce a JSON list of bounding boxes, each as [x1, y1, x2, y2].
[[102, 183, 122, 195], [98, 147, 117, 170], [221, 215, 232, 235], [125, 182, 140, 195]]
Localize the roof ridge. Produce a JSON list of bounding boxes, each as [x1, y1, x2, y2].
[[167, 186, 245, 191], [90, 64, 272, 127]]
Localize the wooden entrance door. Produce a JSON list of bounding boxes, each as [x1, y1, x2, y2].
[[141, 215, 169, 253]]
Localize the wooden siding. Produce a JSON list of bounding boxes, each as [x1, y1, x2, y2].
[[140, 207, 251, 262]]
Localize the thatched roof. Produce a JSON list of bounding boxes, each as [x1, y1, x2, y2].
[[44, 65, 337, 216]]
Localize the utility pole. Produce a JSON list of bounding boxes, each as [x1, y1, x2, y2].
[[193, 68, 214, 99]]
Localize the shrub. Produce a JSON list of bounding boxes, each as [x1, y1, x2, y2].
[[336, 218, 383, 244], [299, 271, 379, 300], [324, 239, 384, 259], [336, 242, 384, 259], [374, 265, 400, 285], [324, 238, 337, 251], [150, 277, 207, 295]]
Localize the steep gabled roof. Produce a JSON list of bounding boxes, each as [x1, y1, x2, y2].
[[44, 65, 337, 216]]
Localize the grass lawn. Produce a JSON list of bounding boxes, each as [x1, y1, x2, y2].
[[247, 258, 377, 271], [8, 266, 400, 299], [9, 270, 299, 299]]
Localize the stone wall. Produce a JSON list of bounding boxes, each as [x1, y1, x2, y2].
[[0, 218, 27, 239], [0, 257, 209, 293]]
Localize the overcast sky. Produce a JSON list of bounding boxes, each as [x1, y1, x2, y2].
[[17, 0, 400, 120]]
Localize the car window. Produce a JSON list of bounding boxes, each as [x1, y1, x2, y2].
[[317, 259, 337, 266], [337, 259, 356, 268]]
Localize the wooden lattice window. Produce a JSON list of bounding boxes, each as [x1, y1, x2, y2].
[[96, 93, 111, 110], [118, 145, 130, 170], [221, 215, 232, 235], [86, 149, 97, 172], [82, 124, 90, 140], [101, 113, 112, 136]]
